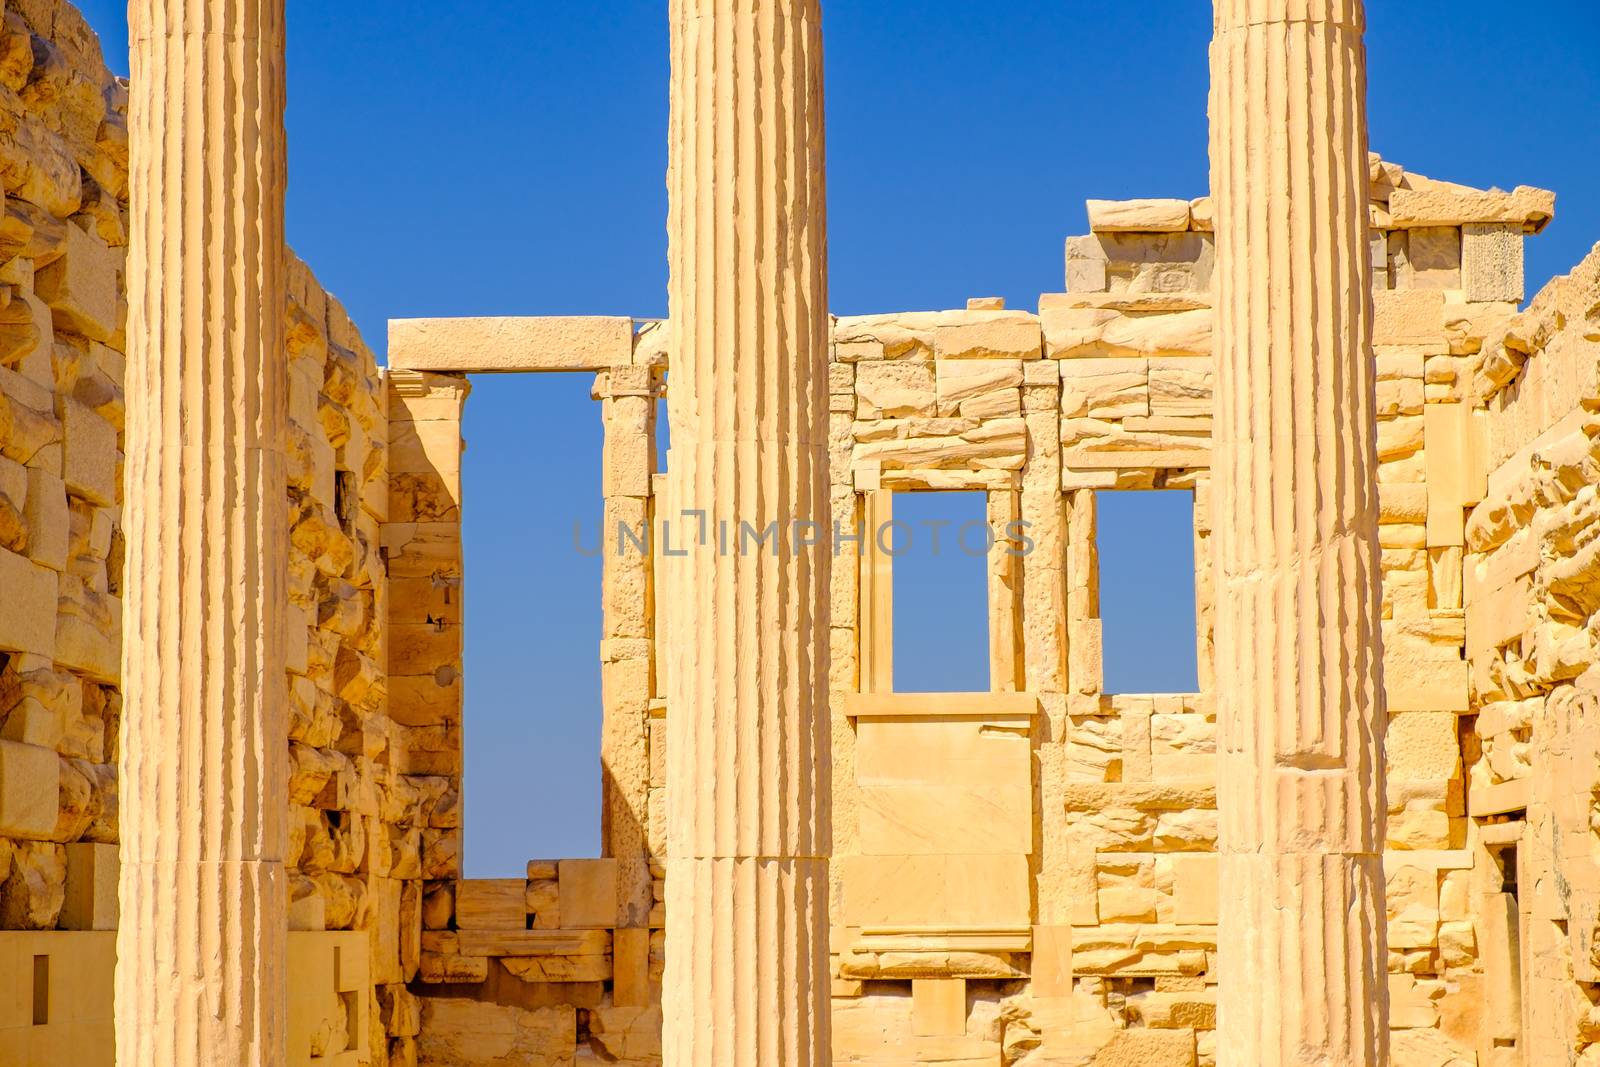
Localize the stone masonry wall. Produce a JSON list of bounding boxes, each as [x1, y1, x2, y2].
[[403, 157, 1592, 1067], [1462, 243, 1600, 1066], [818, 156, 1554, 1067], [0, 2, 414, 1063], [2, 0, 1597, 1060], [0, 0, 131, 936]]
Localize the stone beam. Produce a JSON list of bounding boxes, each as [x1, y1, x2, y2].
[[388, 315, 646, 373], [1210, 0, 1389, 1063], [661, 0, 832, 1062], [119, 1, 290, 1064]]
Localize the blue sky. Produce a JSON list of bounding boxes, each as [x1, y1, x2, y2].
[[76, 2, 1600, 874]]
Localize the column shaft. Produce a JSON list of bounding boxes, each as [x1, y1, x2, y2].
[[1209, 1, 1388, 1063], [118, 4, 289, 1065], [663, 1, 832, 1063]]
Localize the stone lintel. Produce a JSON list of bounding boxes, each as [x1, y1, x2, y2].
[[388, 315, 638, 373]]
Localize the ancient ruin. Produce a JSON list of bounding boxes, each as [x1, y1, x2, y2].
[[0, 0, 1597, 1064]]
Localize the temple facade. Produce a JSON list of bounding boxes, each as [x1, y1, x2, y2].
[[0, 0, 1597, 1065]]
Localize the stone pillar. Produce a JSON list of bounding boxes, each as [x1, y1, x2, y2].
[[662, 0, 831, 1063], [118, 3, 289, 1065], [1210, 2, 1388, 1063], [596, 364, 658, 928]]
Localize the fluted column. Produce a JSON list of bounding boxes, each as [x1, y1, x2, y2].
[[662, 1, 831, 1063], [1209, 1, 1388, 1063], [118, 3, 289, 1065]]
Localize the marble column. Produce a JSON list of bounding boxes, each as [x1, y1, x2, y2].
[[662, 0, 832, 1063], [1209, 1, 1389, 1062], [118, 2, 289, 1064]]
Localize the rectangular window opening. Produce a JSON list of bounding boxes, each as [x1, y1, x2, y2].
[[463, 374, 605, 876], [1095, 490, 1199, 695], [890, 491, 992, 694]]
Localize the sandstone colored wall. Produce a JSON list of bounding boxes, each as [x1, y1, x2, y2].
[[1461, 242, 1600, 1067], [3, 0, 1600, 1062], [0, 0, 130, 940], [398, 157, 1592, 1067], [0, 2, 414, 1063]]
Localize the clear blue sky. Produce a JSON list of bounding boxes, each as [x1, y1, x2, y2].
[[76, 2, 1600, 874]]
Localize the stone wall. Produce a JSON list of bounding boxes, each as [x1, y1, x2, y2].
[[814, 156, 1558, 1067], [3, 0, 1599, 1060], [0, 0, 130, 939], [1461, 242, 1600, 1066], [394, 156, 1593, 1067], [0, 2, 414, 1063]]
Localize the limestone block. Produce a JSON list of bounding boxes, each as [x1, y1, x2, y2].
[[1090, 1027, 1197, 1065], [386, 675, 459, 730], [57, 398, 115, 507], [1374, 290, 1447, 346], [1386, 712, 1461, 782], [911, 978, 966, 1037], [1461, 224, 1524, 303], [287, 931, 370, 1066], [1067, 253, 1110, 294], [838, 854, 1030, 928], [855, 713, 1030, 789], [1087, 232, 1216, 294], [59, 841, 117, 931], [1032, 925, 1074, 998], [50, 578, 116, 686], [855, 361, 935, 419], [557, 859, 618, 930], [1385, 658, 1469, 713], [856, 782, 1030, 856], [0, 108, 83, 218], [388, 316, 634, 373], [34, 223, 118, 343], [1087, 199, 1192, 233], [416, 997, 578, 1064], [1385, 865, 1439, 949], [1168, 854, 1218, 925], [0, 930, 115, 1054], [1377, 414, 1424, 461], [386, 419, 461, 480], [935, 358, 1022, 418], [1424, 403, 1487, 549], [1376, 377, 1424, 418], [853, 419, 1028, 471], [417, 934, 488, 985], [1147, 358, 1213, 417], [21, 466, 65, 572], [1388, 1024, 1474, 1066], [1060, 358, 1148, 419], [0, 737, 58, 841], [455, 880, 525, 931], [1387, 184, 1554, 231], [612, 926, 650, 1009], [933, 315, 1042, 361], [0, 547, 56, 656], [1395, 226, 1461, 291], [1045, 308, 1212, 360]]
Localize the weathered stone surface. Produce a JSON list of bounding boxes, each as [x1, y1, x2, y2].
[[1087, 198, 1193, 234], [662, 3, 831, 1064], [1212, 2, 1388, 1062], [390, 316, 634, 374]]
